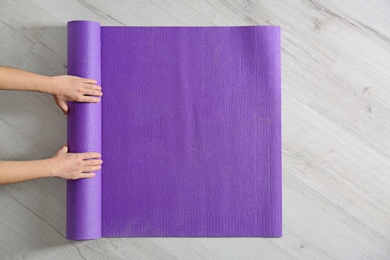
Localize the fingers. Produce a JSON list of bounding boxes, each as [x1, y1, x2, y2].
[[83, 78, 97, 84], [82, 173, 96, 178], [85, 84, 102, 91], [83, 88, 103, 96], [82, 152, 101, 159], [82, 165, 102, 173], [82, 84, 102, 98], [76, 79, 103, 103], [83, 159, 103, 166], [80, 96, 101, 103], [78, 159, 102, 179], [73, 172, 96, 179], [69, 156, 102, 180], [72, 155, 102, 180]]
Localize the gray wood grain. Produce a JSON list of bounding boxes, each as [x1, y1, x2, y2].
[[0, 0, 389, 259]]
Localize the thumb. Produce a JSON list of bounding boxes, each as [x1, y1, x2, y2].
[[54, 144, 68, 158], [60, 144, 68, 154], [59, 100, 68, 115]]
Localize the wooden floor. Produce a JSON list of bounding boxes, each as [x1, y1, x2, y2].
[[1, 0, 389, 259]]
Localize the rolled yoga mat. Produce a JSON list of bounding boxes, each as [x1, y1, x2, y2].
[[66, 20, 282, 240]]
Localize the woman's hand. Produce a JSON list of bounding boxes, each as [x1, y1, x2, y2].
[[50, 145, 102, 180], [0, 145, 102, 184], [51, 75, 103, 114], [0, 67, 103, 114]]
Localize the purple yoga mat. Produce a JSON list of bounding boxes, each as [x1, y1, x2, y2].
[[67, 20, 281, 240]]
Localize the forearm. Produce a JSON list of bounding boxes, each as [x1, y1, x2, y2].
[[0, 66, 55, 94], [0, 159, 54, 185]]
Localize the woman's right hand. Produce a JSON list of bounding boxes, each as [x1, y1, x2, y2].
[[50, 145, 102, 180]]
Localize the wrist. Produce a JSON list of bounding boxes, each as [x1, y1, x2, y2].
[[42, 158, 57, 177], [38, 76, 57, 95]]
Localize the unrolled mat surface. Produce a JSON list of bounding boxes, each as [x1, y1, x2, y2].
[[66, 20, 281, 240]]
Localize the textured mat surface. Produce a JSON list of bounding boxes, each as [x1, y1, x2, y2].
[[67, 20, 281, 240]]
